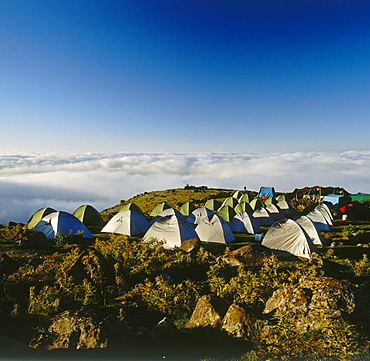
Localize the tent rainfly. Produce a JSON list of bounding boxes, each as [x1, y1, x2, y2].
[[195, 214, 234, 244], [187, 207, 214, 225], [230, 211, 261, 234], [34, 211, 94, 239], [234, 202, 253, 215], [204, 199, 222, 211], [149, 208, 185, 226], [101, 210, 149, 236], [238, 193, 251, 204], [257, 187, 276, 198], [266, 204, 283, 221], [119, 202, 144, 215], [73, 205, 105, 229], [249, 198, 265, 211], [276, 200, 292, 214], [221, 197, 239, 209], [217, 205, 236, 223], [261, 218, 316, 259], [150, 202, 171, 217], [252, 208, 274, 226], [27, 207, 56, 229], [180, 202, 196, 217], [143, 214, 198, 249]]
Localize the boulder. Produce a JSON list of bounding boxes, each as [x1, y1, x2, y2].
[[221, 303, 257, 338], [149, 317, 177, 340], [218, 245, 269, 267], [179, 238, 201, 253], [65, 248, 115, 286], [29, 308, 129, 350], [0, 254, 19, 276], [262, 277, 370, 333], [185, 295, 228, 329]]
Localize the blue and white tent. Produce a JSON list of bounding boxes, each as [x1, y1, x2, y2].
[[102, 210, 149, 236], [34, 211, 94, 239]]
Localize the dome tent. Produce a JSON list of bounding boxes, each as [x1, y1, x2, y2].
[[73, 205, 105, 230], [204, 199, 222, 211], [230, 212, 261, 234], [149, 208, 185, 226], [101, 210, 149, 236], [143, 214, 198, 250], [217, 205, 236, 223], [221, 197, 239, 209], [306, 209, 331, 231], [195, 214, 234, 244], [276, 200, 293, 214], [27, 207, 56, 229], [34, 211, 94, 239], [266, 204, 283, 221], [180, 202, 196, 217], [238, 193, 251, 204], [294, 215, 323, 246], [187, 207, 214, 225], [234, 202, 253, 215], [150, 202, 171, 217], [119, 202, 144, 216], [252, 208, 274, 226], [262, 218, 316, 259], [249, 198, 265, 211]]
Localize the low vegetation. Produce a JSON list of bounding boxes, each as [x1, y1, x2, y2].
[[1, 188, 370, 360]]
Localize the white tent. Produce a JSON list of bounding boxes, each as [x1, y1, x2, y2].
[[295, 215, 323, 246], [276, 200, 292, 214], [34, 211, 94, 239], [266, 204, 283, 221], [195, 214, 234, 244], [149, 208, 185, 226], [101, 210, 149, 236], [316, 204, 333, 225], [306, 209, 331, 231], [187, 207, 214, 225], [229, 211, 261, 234], [262, 218, 316, 259], [252, 208, 274, 226], [143, 214, 198, 249]]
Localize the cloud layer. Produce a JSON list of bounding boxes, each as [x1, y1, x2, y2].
[[1, 151, 370, 224]]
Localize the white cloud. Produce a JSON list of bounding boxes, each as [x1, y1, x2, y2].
[[1, 151, 370, 224]]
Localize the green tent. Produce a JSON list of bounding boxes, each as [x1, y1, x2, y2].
[[264, 197, 277, 206], [217, 205, 236, 223], [221, 197, 239, 208], [350, 194, 370, 202], [238, 193, 251, 203], [73, 205, 105, 229], [275, 194, 287, 202], [249, 198, 265, 211], [27, 207, 56, 229], [180, 202, 196, 217], [119, 202, 144, 215], [232, 190, 243, 199], [234, 202, 253, 214], [204, 199, 222, 211], [150, 202, 171, 217]]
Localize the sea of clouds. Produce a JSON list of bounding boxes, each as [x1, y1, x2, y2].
[[1, 151, 370, 224]]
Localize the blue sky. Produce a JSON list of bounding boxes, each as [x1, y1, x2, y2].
[[1, 0, 369, 153]]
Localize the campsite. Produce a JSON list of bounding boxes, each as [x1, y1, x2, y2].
[[1, 185, 370, 360]]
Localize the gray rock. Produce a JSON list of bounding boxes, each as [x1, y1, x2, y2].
[[221, 303, 257, 338]]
